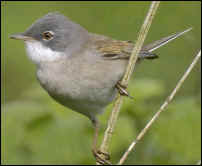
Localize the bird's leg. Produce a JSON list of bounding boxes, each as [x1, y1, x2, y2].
[[115, 81, 133, 99], [91, 119, 111, 165]]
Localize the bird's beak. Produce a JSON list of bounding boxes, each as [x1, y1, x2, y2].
[[9, 33, 35, 41]]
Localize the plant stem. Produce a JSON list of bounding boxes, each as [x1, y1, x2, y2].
[[99, 1, 160, 160], [118, 50, 201, 165]]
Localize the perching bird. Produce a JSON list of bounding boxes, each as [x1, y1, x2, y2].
[[10, 12, 192, 164]]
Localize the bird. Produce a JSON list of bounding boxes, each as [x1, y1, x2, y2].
[[10, 12, 192, 164]]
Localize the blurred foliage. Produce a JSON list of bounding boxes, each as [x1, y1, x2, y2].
[[1, 1, 201, 165]]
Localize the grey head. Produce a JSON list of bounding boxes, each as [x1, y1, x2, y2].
[[10, 12, 90, 52]]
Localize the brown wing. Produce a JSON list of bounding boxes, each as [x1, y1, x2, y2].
[[91, 33, 157, 60], [91, 28, 192, 60]]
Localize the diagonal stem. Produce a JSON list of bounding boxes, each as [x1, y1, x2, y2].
[[118, 50, 201, 165], [99, 1, 160, 163]]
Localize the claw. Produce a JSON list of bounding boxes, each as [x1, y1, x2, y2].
[[92, 149, 112, 165], [115, 81, 134, 99], [97, 150, 110, 160]]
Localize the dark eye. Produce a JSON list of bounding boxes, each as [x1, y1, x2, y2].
[[42, 31, 54, 40]]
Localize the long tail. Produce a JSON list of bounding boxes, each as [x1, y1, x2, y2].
[[139, 28, 192, 60]]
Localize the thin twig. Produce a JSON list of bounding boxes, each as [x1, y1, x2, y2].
[[99, 1, 160, 162], [118, 50, 201, 165]]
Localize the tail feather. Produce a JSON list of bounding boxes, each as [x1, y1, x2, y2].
[[142, 27, 192, 52], [139, 51, 158, 60]]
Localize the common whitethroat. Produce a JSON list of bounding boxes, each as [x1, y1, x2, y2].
[[10, 12, 192, 164]]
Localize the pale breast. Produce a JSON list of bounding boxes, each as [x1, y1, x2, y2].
[[36, 53, 127, 119]]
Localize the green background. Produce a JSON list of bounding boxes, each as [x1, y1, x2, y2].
[[1, 1, 201, 165]]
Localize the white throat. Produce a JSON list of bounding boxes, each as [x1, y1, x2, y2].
[[25, 41, 63, 65]]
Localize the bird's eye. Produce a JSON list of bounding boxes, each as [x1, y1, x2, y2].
[[42, 31, 54, 40]]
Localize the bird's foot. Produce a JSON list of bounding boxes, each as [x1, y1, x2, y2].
[[115, 81, 133, 99], [92, 149, 111, 165]]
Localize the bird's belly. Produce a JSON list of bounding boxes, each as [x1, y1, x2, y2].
[[36, 65, 118, 118]]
